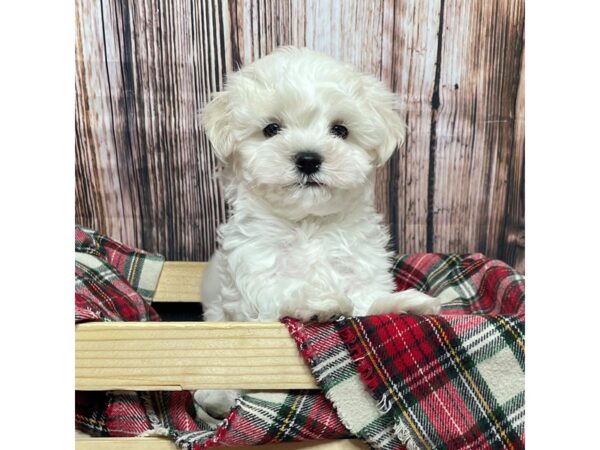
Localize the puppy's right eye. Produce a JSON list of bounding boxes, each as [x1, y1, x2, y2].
[[263, 123, 281, 138]]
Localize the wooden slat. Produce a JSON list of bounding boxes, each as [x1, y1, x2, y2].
[[153, 261, 207, 302], [380, 0, 442, 254], [75, 0, 227, 260], [76, 322, 317, 390], [431, 0, 525, 257], [500, 46, 525, 274], [75, 0, 136, 241], [75, 436, 366, 450]]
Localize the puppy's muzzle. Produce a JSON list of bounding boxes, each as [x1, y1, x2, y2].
[[295, 151, 322, 175]]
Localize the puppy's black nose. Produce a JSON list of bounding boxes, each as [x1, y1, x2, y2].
[[295, 151, 322, 175]]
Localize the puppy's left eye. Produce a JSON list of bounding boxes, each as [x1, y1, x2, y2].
[[263, 123, 281, 138], [330, 124, 349, 139]]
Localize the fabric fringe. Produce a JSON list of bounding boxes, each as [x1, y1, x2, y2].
[[393, 419, 418, 450], [376, 392, 393, 414], [139, 392, 170, 437]]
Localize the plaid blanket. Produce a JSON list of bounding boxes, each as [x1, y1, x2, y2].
[[75, 227, 524, 449], [285, 254, 524, 450], [75, 226, 162, 322]]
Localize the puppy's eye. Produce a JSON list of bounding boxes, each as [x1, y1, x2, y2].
[[331, 124, 349, 139], [263, 123, 281, 138]]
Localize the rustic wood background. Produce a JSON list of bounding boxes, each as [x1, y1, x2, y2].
[[76, 0, 525, 272]]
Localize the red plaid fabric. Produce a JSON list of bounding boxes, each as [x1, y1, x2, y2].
[[75, 227, 524, 449], [286, 253, 524, 450], [77, 390, 351, 447], [75, 226, 162, 322], [75, 226, 350, 448]]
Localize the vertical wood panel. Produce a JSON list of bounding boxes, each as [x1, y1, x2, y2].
[[75, 0, 525, 270], [76, 0, 140, 244], [76, 0, 228, 260], [228, 0, 305, 64], [500, 46, 525, 273], [431, 0, 524, 257], [381, 0, 441, 254]]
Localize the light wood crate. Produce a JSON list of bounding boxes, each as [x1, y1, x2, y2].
[[76, 262, 363, 449]]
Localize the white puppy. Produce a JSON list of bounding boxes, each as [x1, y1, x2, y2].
[[194, 47, 440, 420]]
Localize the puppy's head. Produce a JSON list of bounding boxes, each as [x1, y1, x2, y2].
[[203, 47, 404, 219]]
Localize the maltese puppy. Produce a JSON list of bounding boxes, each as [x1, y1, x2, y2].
[[194, 47, 440, 420]]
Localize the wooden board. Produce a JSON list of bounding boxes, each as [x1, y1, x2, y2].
[[75, 0, 525, 271], [76, 322, 316, 390], [431, 0, 525, 261], [378, 0, 442, 255], [75, 436, 366, 450], [75, 0, 227, 260], [500, 46, 525, 274], [153, 261, 207, 302]]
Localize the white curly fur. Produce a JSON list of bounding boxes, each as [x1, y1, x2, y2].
[[194, 47, 440, 420]]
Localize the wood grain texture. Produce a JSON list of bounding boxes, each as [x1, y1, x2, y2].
[[75, 436, 367, 450], [75, 322, 317, 390], [76, 0, 525, 270], [430, 0, 525, 262], [153, 261, 207, 302], [76, 0, 228, 261], [380, 0, 442, 253], [501, 46, 525, 274]]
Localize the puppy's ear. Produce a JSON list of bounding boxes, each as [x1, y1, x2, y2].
[[374, 101, 405, 167], [202, 90, 234, 163], [362, 77, 405, 167]]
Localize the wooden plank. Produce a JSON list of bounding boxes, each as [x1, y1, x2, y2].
[[75, 0, 139, 243], [500, 46, 525, 274], [430, 0, 525, 256], [75, 0, 227, 261], [153, 261, 207, 302], [380, 0, 442, 254], [75, 436, 366, 450], [75, 322, 317, 390], [228, 0, 301, 63]]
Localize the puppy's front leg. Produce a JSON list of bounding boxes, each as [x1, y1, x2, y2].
[[366, 289, 441, 316], [278, 292, 354, 322]]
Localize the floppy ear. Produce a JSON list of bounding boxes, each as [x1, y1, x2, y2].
[[374, 100, 405, 166], [201, 90, 235, 163], [362, 77, 405, 166]]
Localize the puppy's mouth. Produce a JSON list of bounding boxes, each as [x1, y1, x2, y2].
[[284, 180, 326, 189], [304, 180, 324, 188]]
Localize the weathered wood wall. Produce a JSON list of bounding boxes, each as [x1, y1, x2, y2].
[[76, 0, 525, 272]]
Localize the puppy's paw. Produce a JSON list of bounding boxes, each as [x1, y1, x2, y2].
[[193, 389, 241, 425], [279, 294, 353, 322], [368, 289, 441, 315]]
